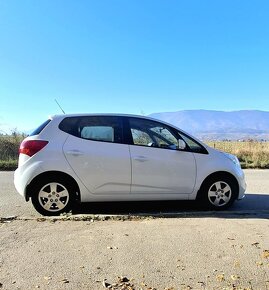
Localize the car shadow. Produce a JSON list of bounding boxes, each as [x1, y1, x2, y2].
[[72, 193, 269, 219]]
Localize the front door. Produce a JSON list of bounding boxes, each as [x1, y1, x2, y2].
[[127, 117, 196, 194]]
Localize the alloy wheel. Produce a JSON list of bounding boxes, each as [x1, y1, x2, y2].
[[208, 181, 232, 207], [38, 182, 70, 212]]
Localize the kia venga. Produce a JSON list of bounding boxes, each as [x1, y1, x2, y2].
[[14, 114, 246, 215]]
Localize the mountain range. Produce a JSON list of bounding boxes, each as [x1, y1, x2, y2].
[[149, 110, 269, 141]]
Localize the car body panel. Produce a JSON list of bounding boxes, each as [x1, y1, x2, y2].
[[62, 134, 132, 195], [129, 145, 196, 194], [14, 113, 247, 206]]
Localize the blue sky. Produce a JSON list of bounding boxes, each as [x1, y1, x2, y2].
[[0, 0, 269, 133]]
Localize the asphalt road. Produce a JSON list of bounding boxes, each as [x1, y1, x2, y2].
[[1, 170, 269, 218], [1, 170, 269, 290]]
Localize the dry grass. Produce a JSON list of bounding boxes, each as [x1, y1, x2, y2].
[[0, 133, 25, 170], [207, 141, 269, 169], [0, 134, 268, 170]]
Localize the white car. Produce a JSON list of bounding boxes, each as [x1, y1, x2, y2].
[[14, 114, 246, 215]]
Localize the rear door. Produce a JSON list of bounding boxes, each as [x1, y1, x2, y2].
[[62, 116, 131, 194]]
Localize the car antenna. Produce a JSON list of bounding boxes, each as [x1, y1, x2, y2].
[[55, 99, 66, 114]]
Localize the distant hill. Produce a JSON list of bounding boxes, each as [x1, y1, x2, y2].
[[149, 110, 269, 141]]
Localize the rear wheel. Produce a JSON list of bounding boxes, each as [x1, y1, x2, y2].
[[198, 174, 238, 210], [31, 177, 75, 216]]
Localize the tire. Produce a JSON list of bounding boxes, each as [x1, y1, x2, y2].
[[31, 176, 75, 216], [198, 174, 238, 210]]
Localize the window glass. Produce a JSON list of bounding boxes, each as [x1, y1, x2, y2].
[[30, 119, 51, 136], [129, 118, 178, 149], [179, 133, 205, 153], [59, 116, 122, 143], [81, 126, 114, 142], [131, 128, 153, 146]]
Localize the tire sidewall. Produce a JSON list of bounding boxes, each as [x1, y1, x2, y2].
[[31, 176, 75, 216], [198, 175, 238, 210]]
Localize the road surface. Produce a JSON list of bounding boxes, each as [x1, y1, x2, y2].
[[1, 170, 269, 218]]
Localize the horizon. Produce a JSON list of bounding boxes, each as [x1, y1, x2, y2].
[[1, 1, 269, 133], [1, 109, 269, 137]]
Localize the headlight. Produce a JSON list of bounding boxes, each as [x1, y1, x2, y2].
[[224, 153, 241, 167]]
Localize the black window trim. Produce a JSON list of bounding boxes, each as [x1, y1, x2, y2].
[[58, 115, 208, 154], [124, 116, 208, 154], [170, 127, 209, 154], [124, 116, 180, 151], [30, 119, 51, 136]]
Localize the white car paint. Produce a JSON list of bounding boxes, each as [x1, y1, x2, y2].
[[129, 145, 196, 195], [14, 113, 246, 213], [63, 134, 132, 194]]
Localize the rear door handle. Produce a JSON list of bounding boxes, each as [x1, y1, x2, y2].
[[66, 150, 84, 156]]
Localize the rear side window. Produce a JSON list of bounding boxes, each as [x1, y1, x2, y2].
[[59, 116, 123, 143], [81, 126, 114, 142], [30, 119, 51, 136]]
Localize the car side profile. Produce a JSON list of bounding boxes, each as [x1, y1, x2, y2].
[[14, 114, 246, 215]]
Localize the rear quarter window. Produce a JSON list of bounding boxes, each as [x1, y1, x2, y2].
[[30, 119, 51, 136], [59, 116, 123, 143]]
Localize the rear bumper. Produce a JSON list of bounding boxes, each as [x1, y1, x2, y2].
[[14, 162, 43, 201]]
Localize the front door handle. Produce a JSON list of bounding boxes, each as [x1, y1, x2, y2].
[[133, 156, 148, 162]]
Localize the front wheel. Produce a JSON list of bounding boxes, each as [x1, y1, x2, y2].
[[198, 175, 238, 210], [31, 177, 75, 216]]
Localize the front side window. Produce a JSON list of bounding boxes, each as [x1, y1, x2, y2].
[[178, 132, 208, 154], [59, 116, 123, 143], [128, 118, 178, 149]]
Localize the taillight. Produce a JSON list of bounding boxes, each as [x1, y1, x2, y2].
[[19, 140, 49, 157]]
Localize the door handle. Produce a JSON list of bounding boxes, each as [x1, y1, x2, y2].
[[66, 150, 84, 156], [133, 156, 148, 162]]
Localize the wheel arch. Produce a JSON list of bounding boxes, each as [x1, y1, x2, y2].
[[26, 171, 81, 202], [198, 171, 239, 200]]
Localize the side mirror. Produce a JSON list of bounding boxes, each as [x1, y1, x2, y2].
[[178, 139, 186, 150]]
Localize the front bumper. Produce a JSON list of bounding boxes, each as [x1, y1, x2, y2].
[[237, 169, 247, 200]]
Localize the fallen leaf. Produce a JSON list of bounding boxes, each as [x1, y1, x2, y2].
[[256, 261, 263, 266], [102, 279, 111, 288], [118, 276, 129, 283], [197, 281, 205, 286], [251, 242, 260, 247], [234, 261, 240, 268], [262, 250, 269, 259], [60, 279, 69, 284], [216, 274, 225, 282], [231, 275, 240, 281]]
